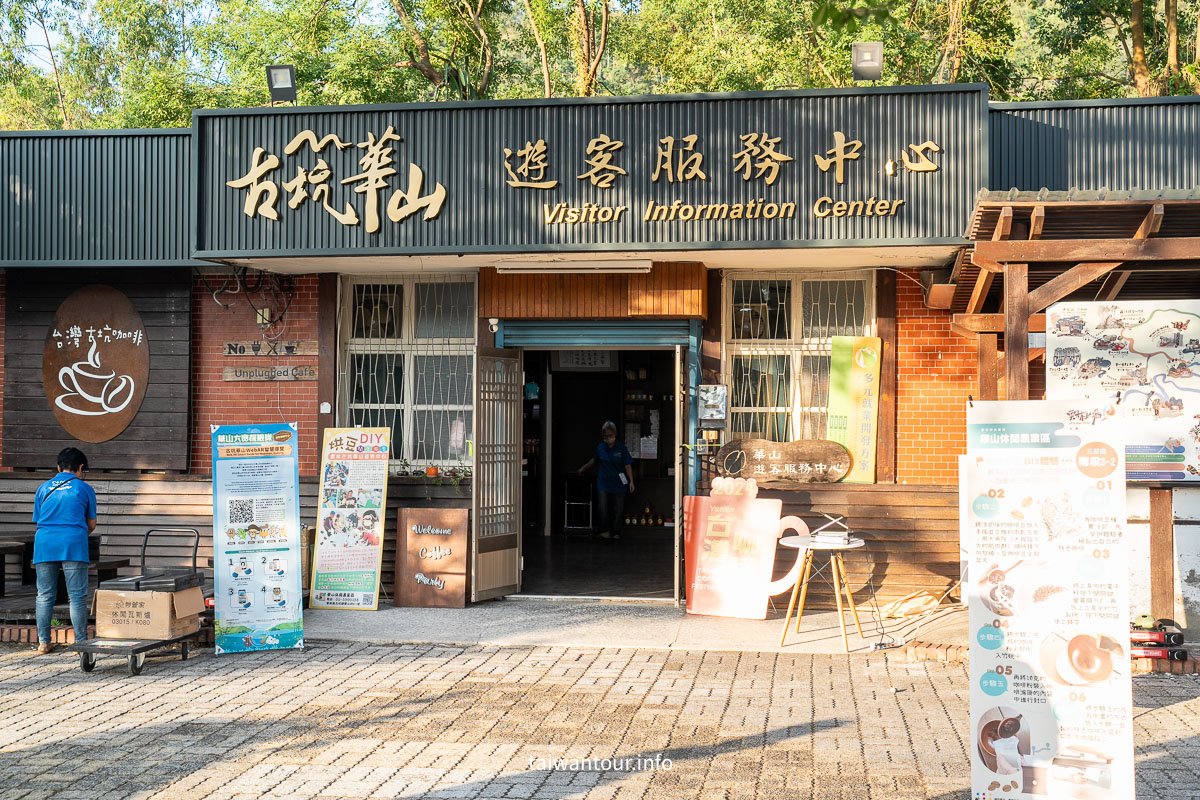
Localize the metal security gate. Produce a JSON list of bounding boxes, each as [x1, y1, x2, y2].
[[472, 349, 523, 601]]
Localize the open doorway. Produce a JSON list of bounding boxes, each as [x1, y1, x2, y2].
[[519, 349, 678, 599]]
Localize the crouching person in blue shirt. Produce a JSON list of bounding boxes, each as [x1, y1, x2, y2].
[[32, 448, 97, 653]]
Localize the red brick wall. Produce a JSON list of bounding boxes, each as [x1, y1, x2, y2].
[[190, 274, 322, 476], [895, 270, 975, 484]]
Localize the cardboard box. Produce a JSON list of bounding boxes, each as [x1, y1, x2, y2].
[[92, 586, 205, 640]]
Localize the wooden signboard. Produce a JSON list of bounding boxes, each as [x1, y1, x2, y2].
[[223, 365, 318, 381], [224, 340, 317, 357], [42, 285, 150, 443], [714, 438, 852, 483], [395, 508, 469, 608], [4, 268, 191, 470]]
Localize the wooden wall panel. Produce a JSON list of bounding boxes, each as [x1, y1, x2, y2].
[[0, 475, 469, 604], [3, 268, 191, 470], [759, 483, 961, 610], [479, 263, 706, 320]]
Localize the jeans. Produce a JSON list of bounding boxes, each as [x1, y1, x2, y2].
[[596, 490, 626, 536], [35, 561, 89, 645]]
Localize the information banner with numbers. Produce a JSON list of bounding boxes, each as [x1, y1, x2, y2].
[[965, 400, 1133, 800], [211, 423, 304, 654], [310, 428, 391, 610]]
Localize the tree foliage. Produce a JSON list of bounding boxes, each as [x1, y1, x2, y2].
[[1, 0, 1197, 130]]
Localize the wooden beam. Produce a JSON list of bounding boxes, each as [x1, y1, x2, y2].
[[952, 313, 1046, 333], [1028, 205, 1045, 239], [1005, 264, 1029, 400], [974, 237, 1197, 264], [970, 251, 1006, 273], [977, 334, 998, 401], [992, 206, 1013, 241], [1092, 204, 1160, 302], [994, 347, 1046, 371], [1149, 487, 1175, 621], [1027, 262, 1123, 313], [1135, 202, 1165, 239], [966, 271, 995, 314], [1094, 270, 1132, 301], [950, 322, 979, 340]]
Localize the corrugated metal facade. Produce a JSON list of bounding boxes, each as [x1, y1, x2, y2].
[[195, 85, 987, 258], [989, 97, 1200, 192], [0, 130, 200, 266]]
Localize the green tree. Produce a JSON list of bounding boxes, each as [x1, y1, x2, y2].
[[621, 0, 1015, 97]]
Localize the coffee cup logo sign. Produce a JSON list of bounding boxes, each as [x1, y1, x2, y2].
[[41, 285, 149, 443]]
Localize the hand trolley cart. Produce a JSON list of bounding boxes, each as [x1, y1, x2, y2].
[[69, 528, 207, 675], [563, 474, 594, 536], [70, 631, 202, 675]]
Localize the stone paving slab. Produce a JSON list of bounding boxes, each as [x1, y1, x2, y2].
[[0, 642, 1196, 800], [302, 599, 971, 655]]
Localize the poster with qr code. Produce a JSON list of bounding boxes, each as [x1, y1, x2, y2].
[[310, 428, 391, 610], [211, 423, 304, 654]]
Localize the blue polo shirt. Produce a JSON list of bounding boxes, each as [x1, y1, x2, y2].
[[595, 441, 633, 493], [32, 473, 96, 563]]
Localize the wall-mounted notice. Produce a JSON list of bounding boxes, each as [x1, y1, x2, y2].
[[310, 428, 391, 610], [211, 423, 304, 654], [1047, 299, 1200, 481], [965, 400, 1133, 800]]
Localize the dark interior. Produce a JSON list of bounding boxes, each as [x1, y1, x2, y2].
[[520, 349, 676, 599]]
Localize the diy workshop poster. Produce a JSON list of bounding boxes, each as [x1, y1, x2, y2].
[[310, 428, 391, 610]]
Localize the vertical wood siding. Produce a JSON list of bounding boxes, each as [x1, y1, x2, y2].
[[480, 262, 706, 319]]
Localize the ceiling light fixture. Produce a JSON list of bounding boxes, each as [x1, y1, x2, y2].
[[494, 260, 653, 275]]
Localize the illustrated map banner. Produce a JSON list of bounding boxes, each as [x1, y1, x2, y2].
[[828, 335, 882, 483], [1047, 300, 1200, 482], [311, 428, 391, 610], [965, 400, 1134, 800], [211, 423, 304, 654]]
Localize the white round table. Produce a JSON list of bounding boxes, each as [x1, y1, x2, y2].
[[778, 534, 866, 651]]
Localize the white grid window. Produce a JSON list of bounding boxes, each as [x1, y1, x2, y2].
[[724, 273, 874, 441], [340, 276, 476, 466]]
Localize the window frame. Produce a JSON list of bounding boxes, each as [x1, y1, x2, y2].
[[340, 274, 477, 466], [722, 271, 876, 442]]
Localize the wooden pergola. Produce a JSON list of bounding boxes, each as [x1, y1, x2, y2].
[[930, 188, 1200, 622]]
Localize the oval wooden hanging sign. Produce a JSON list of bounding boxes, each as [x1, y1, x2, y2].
[[714, 438, 852, 484], [42, 285, 150, 443]]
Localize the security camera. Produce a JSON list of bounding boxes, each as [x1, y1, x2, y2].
[[488, 318, 499, 333]]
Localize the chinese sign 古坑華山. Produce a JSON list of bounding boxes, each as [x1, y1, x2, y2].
[[226, 127, 447, 233]]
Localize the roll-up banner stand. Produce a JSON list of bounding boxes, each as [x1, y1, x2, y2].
[[965, 400, 1134, 799], [211, 423, 305, 654]]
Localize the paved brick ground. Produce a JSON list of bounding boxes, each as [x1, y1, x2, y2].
[[0, 642, 1196, 800]]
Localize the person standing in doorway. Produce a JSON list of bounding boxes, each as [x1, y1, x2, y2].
[[31, 447, 97, 653], [577, 421, 634, 540]]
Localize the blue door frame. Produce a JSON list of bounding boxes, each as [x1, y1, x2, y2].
[[495, 319, 702, 497]]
